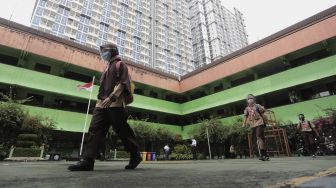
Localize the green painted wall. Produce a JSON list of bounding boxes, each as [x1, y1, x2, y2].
[[180, 55, 336, 114], [183, 95, 336, 138], [0, 63, 100, 99], [132, 95, 181, 114], [1, 55, 335, 123], [22, 95, 336, 139], [24, 105, 182, 135], [0, 63, 180, 114]]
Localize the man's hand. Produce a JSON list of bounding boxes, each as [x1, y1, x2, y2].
[[102, 95, 117, 108]]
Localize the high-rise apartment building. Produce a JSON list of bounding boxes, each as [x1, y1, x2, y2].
[[31, 0, 194, 76], [188, 0, 248, 68]]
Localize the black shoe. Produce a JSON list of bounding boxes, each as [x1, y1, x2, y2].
[[68, 159, 94, 171], [125, 153, 142, 170], [259, 155, 267, 161]]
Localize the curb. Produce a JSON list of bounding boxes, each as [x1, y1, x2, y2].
[[265, 166, 336, 188]]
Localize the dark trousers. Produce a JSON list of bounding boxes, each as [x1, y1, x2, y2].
[[302, 131, 316, 155], [252, 125, 266, 155], [164, 151, 170, 160], [191, 146, 197, 160], [83, 107, 139, 159]]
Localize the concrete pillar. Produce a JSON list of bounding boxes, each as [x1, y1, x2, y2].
[[253, 72, 259, 80], [17, 59, 25, 67], [223, 79, 231, 89]]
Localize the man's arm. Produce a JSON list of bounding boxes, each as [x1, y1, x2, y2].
[[296, 123, 301, 130], [243, 108, 248, 127], [102, 84, 125, 108], [109, 83, 124, 100], [257, 104, 266, 113], [310, 122, 319, 137], [102, 63, 127, 107], [243, 117, 247, 127]]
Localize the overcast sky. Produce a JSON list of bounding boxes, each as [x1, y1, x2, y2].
[[0, 0, 335, 43]]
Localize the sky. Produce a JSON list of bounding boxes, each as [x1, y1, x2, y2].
[[0, 0, 335, 43]]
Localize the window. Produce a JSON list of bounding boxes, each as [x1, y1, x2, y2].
[[83, 26, 89, 33], [64, 71, 92, 82], [26, 93, 44, 106], [55, 15, 61, 23], [213, 80, 225, 91], [52, 24, 59, 32], [36, 7, 43, 16], [56, 99, 88, 113], [134, 88, 143, 95], [32, 16, 41, 25], [149, 91, 158, 98], [0, 88, 7, 100], [264, 91, 291, 108], [61, 17, 67, 25], [231, 75, 255, 87], [0, 54, 18, 66], [291, 49, 330, 67], [39, 0, 47, 7], [34, 63, 51, 73], [59, 25, 65, 33]]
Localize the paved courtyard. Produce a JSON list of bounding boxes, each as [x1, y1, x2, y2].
[[0, 156, 335, 188]]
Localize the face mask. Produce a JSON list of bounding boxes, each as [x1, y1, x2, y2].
[[100, 51, 112, 62], [247, 98, 254, 105]]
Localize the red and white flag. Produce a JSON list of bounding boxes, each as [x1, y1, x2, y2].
[[77, 82, 93, 91]]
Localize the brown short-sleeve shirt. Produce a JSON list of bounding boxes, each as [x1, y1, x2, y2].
[[244, 104, 265, 128], [297, 121, 315, 132]]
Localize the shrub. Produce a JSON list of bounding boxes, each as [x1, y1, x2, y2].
[[17, 134, 38, 141], [21, 115, 56, 147], [16, 133, 38, 148], [127, 119, 174, 152], [12, 147, 41, 157], [0, 99, 26, 150], [16, 141, 36, 148], [189, 116, 231, 157], [0, 144, 7, 160], [107, 150, 130, 159], [170, 144, 192, 160]]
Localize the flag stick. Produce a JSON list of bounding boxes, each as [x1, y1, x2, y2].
[[206, 127, 212, 159], [79, 76, 95, 156]]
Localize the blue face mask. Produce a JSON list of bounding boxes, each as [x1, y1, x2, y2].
[[100, 51, 112, 62]]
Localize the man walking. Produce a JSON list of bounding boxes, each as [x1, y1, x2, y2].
[[163, 144, 170, 160], [68, 43, 141, 171], [243, 94, 269, 161], [191, 138, 197, 160], [229, 145, 236, 159], [297, 114, 319, 158]]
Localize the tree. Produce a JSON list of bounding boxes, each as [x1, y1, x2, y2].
[[227, 117, 249, 156], [129, 119, 174, 153], [21, 115, 56, 148], [153, 127, 174, 153], [189, 116, 230, 157], [130, 119, 156, 150], [0, 93, 56, 158], [0, 94, 27, 151]]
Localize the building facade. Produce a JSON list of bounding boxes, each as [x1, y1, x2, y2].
[[1, 6, 336, 153], [188, 0, 248, 68], [31, 0, 194, 76]]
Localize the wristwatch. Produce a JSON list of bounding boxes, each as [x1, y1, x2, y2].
[[109, 94, 117, 102]]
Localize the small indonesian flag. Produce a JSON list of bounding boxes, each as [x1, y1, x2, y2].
[[77, 82, 93, 91]]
